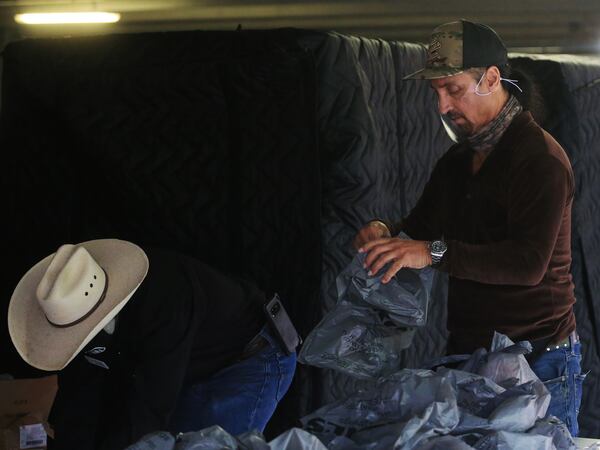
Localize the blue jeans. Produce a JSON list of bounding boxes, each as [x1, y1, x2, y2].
[[169, 326, 296, 435], [529, 339, 585, 437]]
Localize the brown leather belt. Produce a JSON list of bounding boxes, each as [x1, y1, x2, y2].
[[529, 330, 579, 357], [544, 330, 580, 351]]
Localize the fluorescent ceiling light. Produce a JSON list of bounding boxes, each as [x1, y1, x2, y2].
[[15, 12, 120, 25]]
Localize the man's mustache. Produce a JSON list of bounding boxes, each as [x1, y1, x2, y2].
[[443, 111, 465, 121]]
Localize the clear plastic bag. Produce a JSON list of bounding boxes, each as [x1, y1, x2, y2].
[[298, 302, 416, 379], [267, 428, 328, 450], [299, 236, 434, 379], [175, 426, 238, 450], [125, 431, 176, 450]]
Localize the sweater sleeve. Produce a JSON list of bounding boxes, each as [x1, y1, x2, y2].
[[437, 152, 573, 285]]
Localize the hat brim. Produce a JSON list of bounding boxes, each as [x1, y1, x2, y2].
[[403, 66, 465, 80], [8, 239, 148, 371]]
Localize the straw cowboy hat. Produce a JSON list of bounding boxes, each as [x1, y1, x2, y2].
[[8, 239, 148, 371]]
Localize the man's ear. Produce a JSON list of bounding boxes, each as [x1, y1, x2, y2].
[[487, 66, 502, 90]]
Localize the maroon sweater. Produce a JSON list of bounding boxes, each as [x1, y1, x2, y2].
[[392, 111, 576, 353]]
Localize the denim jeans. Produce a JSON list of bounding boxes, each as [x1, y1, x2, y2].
[[529, 339, 585, 437], [169, 326, 296, 435]]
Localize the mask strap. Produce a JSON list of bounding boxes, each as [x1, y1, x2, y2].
[[500, 77, 523, 93], [475, 72, 524, 96], [474, 72, 494, 96]]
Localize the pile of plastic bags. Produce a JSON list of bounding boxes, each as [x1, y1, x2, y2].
[[299, 333, 575, 449], [126, 426, 327, 450], [128, 333, 578, 449]]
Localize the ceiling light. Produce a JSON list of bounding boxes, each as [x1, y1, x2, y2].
[[15, 12, 120, 25]]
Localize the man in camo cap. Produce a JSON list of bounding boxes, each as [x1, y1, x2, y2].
[[354, 19, 583, 436]]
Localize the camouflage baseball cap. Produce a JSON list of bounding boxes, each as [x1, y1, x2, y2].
[[404, 19, 508, 80]]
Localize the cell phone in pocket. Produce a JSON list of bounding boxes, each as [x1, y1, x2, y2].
[[263, 293, 302, 355]]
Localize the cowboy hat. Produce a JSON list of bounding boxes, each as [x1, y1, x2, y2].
[[8, 239, 148, 371]]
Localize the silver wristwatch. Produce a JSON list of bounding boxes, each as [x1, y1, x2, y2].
[[429, 240, 447, 265]]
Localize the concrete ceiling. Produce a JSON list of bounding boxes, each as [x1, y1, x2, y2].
[[1, 0, 599, 54]]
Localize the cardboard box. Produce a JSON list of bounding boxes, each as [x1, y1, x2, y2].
[[0, 376, 57, 450]]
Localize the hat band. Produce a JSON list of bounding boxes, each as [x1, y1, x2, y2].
[[45, 269, 109, 328]]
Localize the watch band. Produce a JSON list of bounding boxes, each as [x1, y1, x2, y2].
[[429, 240, 447, 266]]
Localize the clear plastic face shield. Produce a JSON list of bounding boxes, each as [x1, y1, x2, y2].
[[440, 113, 468, 143], [439, 69, 523, 143]]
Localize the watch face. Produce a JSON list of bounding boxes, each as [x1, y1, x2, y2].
[[431, 240, 447, 254]]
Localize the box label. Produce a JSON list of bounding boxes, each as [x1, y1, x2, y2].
[[19, 423, 47, 449]]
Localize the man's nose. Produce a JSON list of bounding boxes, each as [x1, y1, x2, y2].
[[437, 93, 451, 114]]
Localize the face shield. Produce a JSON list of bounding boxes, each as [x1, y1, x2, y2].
[[440, 113, 469, 143]]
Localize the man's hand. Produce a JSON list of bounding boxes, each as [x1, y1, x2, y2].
[[353, 221, 392, 250], [358, 238, 432, 283]]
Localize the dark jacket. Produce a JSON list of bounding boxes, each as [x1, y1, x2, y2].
[[49, 247, 264, 449]]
